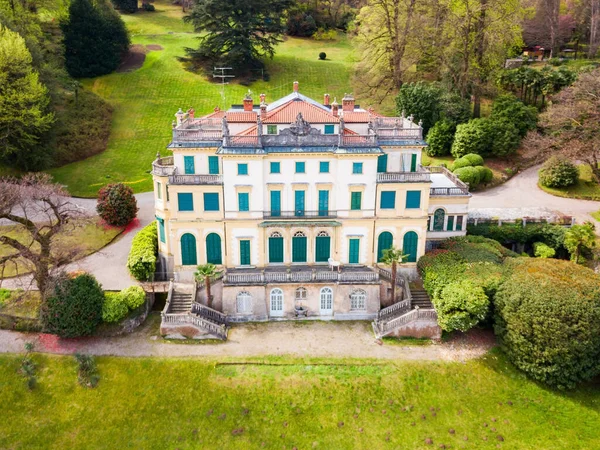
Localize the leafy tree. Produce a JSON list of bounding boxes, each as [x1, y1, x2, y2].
[[183, 0, 294, 74], [395, 82, 442, 135], [564, 222, 596, 264], [380, 246, 408, 303], [286, 8, 317, 37], [426, 119, 455, 156], [96, 183, 138, 227], [41, 272, 104, 338], [490, 94, 538, 137], [538, 156, 579, 188], [62, 0, 130, 78], [0, 26, 54, 170], [439, 91, 472, 125], [194, 263, 222, 308], [494, 258, 600, 389]]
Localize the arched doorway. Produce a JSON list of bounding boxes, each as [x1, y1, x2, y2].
[[320, 287, 333, 315], [377, 231, 393, 262], [315, 231, 330, 262], [402, 231, 418, 263], [433, 208, 445, 231], [205, 233, 222, 264], [268, 231, 284, 263], [270, 288, 284, 317], [180, 233, 197, 266], [292, 231, 307, 263]]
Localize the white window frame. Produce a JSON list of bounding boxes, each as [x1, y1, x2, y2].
[[320, 287, 333, 315], [350, 289, 366, 311], [270, 288, 284, 317], [236, 291, 252, 314]]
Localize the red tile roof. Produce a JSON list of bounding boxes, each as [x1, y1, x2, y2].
[[203, 110, 225, 119], [226, 111, 257, 122], [341, 112, 371, 123], [264, 100, 339, 124]]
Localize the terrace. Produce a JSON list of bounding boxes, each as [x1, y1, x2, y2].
[[223, 265, 380, 285]]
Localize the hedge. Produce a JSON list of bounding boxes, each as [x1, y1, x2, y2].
[[437, 280, 489, 332], [127, 223, 158, 281], [102, 292, 128, 323], [120, 285, 146, 309]]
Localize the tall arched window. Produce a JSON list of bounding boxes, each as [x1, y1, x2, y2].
[[269, 231, 284, 263], [236, 291, 252, 313], [292, 231, 307, 263], [433, 208, 445, 232], [350, 289, 366, 310], [315, 230, 331, 263], [205, 233, 222, 264], [402, 231, 418, 263], [180, 233, 197, 266], [320, 287, 333, 314], [270, 288, 284, 316], [377, 231, 393, 262]]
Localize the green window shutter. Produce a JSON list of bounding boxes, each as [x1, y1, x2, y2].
[[380, 191, 396, 209], [292, 236, 307, 262], [268, 237, 284, 263], [208, 156, 219, 174], [324, 124, 334, 134], [181, 233, 197, 265], [318, 190, 329, 216], [239, 240, 251, 265], [349, 239, 360, 264], [238, 193, 249, 212], [295, 161, 305, 173], [178, 193, 193, 211], [270, 162, 280, 173], [295, 190, 305, 216], [456, 215, 463, 231], [446, 215, 454, 231], [405, 191, 421, 209], [410, 154, 417, 172], [433, 208, 445, 231], [238, 163, 248, 175], [267, 125, 277, 135], [319, 161, 329, 173], [377, 232, 393, 262], [352, 162, 363, 174], [206, 233, 222, 264], [157, 219, 165, 243], [377, 154, 388, 173], [350, 192, 362, 210], [156, 182, 162, 200], [315, 236, 331, 262], [203, 193, 219, 211], [402, 231, 418, 263], [270, 190, 281, 216], [184, 156, 195, 174]]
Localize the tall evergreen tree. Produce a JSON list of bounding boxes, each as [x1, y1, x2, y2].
[[0, 25, 54, 170], [183, 0, 294, 74], [62, 0, 130, 78]]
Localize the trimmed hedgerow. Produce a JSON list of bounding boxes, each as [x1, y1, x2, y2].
[[126, 223, 158, 281], [102, 292, 128, 323], [495, 258, 600, 389]]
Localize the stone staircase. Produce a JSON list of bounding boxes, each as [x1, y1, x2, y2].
[[410, 288, 434, 309], [169, 290, 194, 313]]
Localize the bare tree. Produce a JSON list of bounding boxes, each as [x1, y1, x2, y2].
[[0, 173, 86, 298]]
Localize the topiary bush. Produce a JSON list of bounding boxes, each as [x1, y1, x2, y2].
[[454, 166, 481, 186], [97, 183, 139, 227], [476, 166, 493, 184], [120, 285, 146, 310], [491, 94, 538, 138], [451, 119, 492, 158], [533, 241, 556, 258], [127, 223, 158, 281], [538, 156, 579, 188], [494, 258, 600, 388], [102, 292, 128, 323], [489, 118, 521, 157], [435, 280, 490, 332], [318, 52, 326, 60], [426, 119, 455, 156], [463, 153, 484, 167], [41, 273, 104, 338]]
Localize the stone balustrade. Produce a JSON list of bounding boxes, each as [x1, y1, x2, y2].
[[224, 269, 379, 285]]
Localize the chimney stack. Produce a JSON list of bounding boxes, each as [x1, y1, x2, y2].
[[243, 92, 253, 112], [293, 81, 299, 92], [187, 108, 195, 120], [175, 108, 185, 125], [342, 93, 355, 112], [260, 103, 267, 119], [260, 93, 266, 103], [324, 93, 330, 106], [331, 98, 339, 117]]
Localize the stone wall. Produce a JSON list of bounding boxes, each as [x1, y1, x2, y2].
[[385, 318, 441, 339]]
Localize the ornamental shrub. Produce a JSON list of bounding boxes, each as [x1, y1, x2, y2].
[[476, 166, 493, 184], [127, 223, 158, 281], [451, 119, 492, 158], [102, 292, 128, 323], [489, 118, 521, 157], [533, 241, 555, 258], [97, 183, 138, 226], [120, 285, 146, 309], [41, 273, 104, 338], [435, 280, 489, 332], [426, 119, 455, 156], [319, 52, 326, 60], [111, 0, 137, 12], [454, 166, 481, 186], [538, 156, 579, 188], [450, 156, 471, 171], [494, 258, 600, 388], [491, 94, 538, 137], [463, 153, 484, 167]]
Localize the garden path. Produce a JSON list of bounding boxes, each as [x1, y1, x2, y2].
[[0, 321, 495, 361]]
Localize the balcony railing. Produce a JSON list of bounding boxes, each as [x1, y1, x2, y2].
[[224, 269, 379, 285], [168, 174, 223, 185], [341, 134, 378, 147], [377, 172, 431, 183], [429, 187, 470, 196], [173, 129, 222, 142], [263, 210, 337, 219], [427, 166, 469, 190], [376, 128, 422, 140], [152, 156, 175, 176]]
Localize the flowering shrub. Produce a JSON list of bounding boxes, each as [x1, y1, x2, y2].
[[96, 183, 138, 227]]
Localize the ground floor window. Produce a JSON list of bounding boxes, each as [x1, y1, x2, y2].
[[320, 287, 333, 313], [236, 291, 252, 313], [350, 289, 366, 310], [270, 288, 283, 315]]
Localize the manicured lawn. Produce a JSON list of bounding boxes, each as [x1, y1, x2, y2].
[[539, 164, 600, 201], [0, 218, 123, 278], [1, 350, 599, 449], [48, 0, 358, 197]]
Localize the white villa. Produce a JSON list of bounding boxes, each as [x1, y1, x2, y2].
[[152, 82, 470, 338]]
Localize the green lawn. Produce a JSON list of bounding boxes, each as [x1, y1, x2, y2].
[[0, 290, 40, 318], [1, 350, 599, 449], [48, 0, 357, 197], [0, 218, 123, 278], [539, 164, 600, 201]]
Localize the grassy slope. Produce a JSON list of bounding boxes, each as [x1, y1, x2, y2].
[[1, 351, 599, 449], [48, 1, 356, 197], [539, 164, 600, 201]]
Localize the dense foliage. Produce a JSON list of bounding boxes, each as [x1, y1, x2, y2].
[[102, 285, 146, 323], [120, 285, 146, 310], [395, 82, 442, 135], [538, 156, 579, 188], [495, 258, 600, 389], [111, 0, 138, 13], [564, 222, 596, 264], [127, 223, 158, 281], [437, 280, 489, 332], [62, 0, 130, 78], [452, 118, 520, 158], [425, 119, 454, 156], [41, 273, 104, 338], [286, 9, 317, 37], [96, 183, 138, 226], [490, 94, 538, 137], [533, 242, 555, 258]]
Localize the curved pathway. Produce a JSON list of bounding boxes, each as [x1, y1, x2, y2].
[[470, 164, 600, 226]]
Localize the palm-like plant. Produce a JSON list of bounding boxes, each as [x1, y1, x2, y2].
[[380, 246, 409, 303], [564, 222, 596, 264], [194, 263, 222, 308]]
